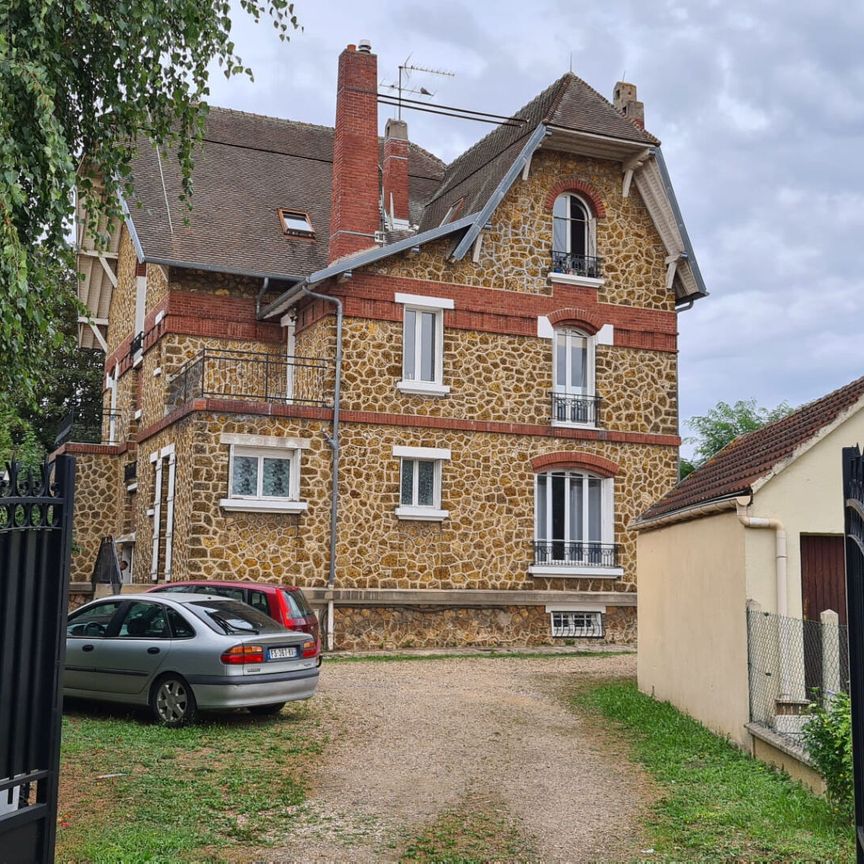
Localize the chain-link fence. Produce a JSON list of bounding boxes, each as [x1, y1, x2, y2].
[[747, 606, 850, 748]]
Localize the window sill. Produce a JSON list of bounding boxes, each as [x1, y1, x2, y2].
[[395, 506, 449, 522], [547, 271, 605, 289], [529, 565, 623, 578], [219, 498, 308, 514], [396, 380, 450, 397], [551, 419, 599, 430]]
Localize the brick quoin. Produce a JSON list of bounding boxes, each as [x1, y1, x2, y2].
[[530, 451, 621, 476], [544, 178, 607, 217], [328, 43, 380, 262]]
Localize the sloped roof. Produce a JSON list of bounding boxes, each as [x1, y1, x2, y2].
[[125, 107, 444, 278], [419, 73, 657, 230], [637, 374, 864, 526]]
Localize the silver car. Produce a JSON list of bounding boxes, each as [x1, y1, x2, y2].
[[64, 593, 320, 725]]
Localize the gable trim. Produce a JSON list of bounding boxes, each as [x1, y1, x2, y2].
[[450, 123, 549, 262]]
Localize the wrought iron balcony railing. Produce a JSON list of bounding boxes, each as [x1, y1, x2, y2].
[[129, 331, 144, 358], [533, 541, 620, 568], [551, 251, 603, 279], [166, 348, 333, 412], [551, 392, 602, 427], [54, 409, 122, 447]]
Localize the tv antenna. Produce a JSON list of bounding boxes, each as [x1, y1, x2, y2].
[[381, 55, 455, 120]]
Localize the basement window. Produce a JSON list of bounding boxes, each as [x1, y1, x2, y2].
[[278, 209, 314, 237], [550, 610, 604, 638]]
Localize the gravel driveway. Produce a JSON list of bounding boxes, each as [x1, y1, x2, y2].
[[263, 652, 654, 863]]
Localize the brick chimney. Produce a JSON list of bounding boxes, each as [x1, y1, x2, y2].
[[328, 41, 380, 262], [613, 81, 645, 129], [382, 118, 410, 230]]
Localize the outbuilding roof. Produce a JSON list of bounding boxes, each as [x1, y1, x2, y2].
[[636, 373, 864, 527]]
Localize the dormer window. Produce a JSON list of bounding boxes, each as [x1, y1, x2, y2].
[[278, 209, 314, 237], [551, 194, 601, 280]]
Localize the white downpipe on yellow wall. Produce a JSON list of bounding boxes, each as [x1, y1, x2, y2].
[[736, 501, 793, 698]]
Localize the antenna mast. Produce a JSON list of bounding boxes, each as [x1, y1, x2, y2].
[[388, 57, 455, 120]]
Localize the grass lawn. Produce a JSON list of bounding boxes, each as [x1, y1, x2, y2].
[[580, 680, 855, 863], [56, 701, 325, 864]]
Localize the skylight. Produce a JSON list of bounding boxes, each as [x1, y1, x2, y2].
[[278, 209, 314, 237]]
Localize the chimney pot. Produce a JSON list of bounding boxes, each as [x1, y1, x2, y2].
[[358, 39, 372, 54], [613, 80, 645, 129]]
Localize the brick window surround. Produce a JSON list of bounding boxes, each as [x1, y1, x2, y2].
[[544, 178, 606, 218], [546, 307, 606, 335], [530, 451, 620, 478]]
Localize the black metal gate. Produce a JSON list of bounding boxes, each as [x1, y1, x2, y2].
[[0, 457, 75, 864], [843, 446, 864, 863]]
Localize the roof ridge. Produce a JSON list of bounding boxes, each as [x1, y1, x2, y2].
[[205, 104, 445, 171]]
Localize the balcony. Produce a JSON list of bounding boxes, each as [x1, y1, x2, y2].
[[531, 541, 621, 577], [549, 251, 604, 286], [551, 392, 602, 427], [166, 348, 333, 412], [54, 409, 122, 447]]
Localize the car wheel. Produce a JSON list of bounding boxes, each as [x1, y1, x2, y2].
[[248, 702, 286, 716], [149, 674, 197, 726]]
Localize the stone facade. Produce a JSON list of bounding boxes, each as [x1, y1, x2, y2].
[[333, 604, 636, 651], [68, 136, 684, 650]]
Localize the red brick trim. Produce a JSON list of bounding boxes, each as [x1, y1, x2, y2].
[[544, 178, 606, 218], [546, 307, 605, 334], [51, 443, 125, 457], [530, 451, 620, 476], [136, 398, 680, 448], [296, 273, 678, 352]]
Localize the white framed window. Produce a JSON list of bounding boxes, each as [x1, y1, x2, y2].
[[550, 193, 602, 286], [219, 434, 310, 514], [395, 294, 453, 396], [552, 329, 597, 427], [530, 470, 620, 577], [550, 610, 604, 638], [278, 209, 314, 237], [393, 445, 450, 521]]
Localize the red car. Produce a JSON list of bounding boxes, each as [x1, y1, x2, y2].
[[148, 581, 320, 657]]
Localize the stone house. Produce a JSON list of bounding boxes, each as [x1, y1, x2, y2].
[[64, 41, 707, 649], [634, 373, 864, 788]]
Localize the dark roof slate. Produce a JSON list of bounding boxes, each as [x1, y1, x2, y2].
[[127, 107, 444, 277], [638, 374, 864, 524], [418, 73, 657, 231]]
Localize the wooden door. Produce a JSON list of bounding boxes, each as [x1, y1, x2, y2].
[[801, 534, 847, 623]]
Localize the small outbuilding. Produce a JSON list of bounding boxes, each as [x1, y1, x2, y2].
[[633, 374, 864, 787]]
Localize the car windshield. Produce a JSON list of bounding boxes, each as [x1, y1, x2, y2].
[[185, 600, 283, 636]]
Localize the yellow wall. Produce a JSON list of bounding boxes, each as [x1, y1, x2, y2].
[[637, 510, 751, 746], [744, 406, 864, 617]]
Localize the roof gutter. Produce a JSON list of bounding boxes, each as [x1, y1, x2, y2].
[[630, 492, 745, 533], [450, 122, 549, 262]]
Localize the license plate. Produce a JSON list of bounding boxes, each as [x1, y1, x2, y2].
[[267, 646, 297, 661]]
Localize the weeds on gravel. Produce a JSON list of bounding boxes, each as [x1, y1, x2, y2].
[[399, 799, 536, 864], [57, 702, 325, 863], [580, 680, 854, 864]]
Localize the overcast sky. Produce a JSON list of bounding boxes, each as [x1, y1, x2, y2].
[[205, 0, 864, 433]]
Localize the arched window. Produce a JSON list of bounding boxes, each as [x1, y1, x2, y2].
[[552, 328, 597, 426], [552, 194, 598, 277], [534, 469, 616, 568]]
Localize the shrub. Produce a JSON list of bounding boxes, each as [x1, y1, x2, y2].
[[803, 691, 854, 816]]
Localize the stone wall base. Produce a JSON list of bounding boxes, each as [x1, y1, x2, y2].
[[331, 604, 635, 651]]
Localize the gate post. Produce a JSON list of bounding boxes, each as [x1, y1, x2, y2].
[[842, 445, 864, 864]]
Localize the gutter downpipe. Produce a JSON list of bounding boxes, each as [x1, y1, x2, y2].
[[736, 500, 793, 698], [299, 283, 342, 652]]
